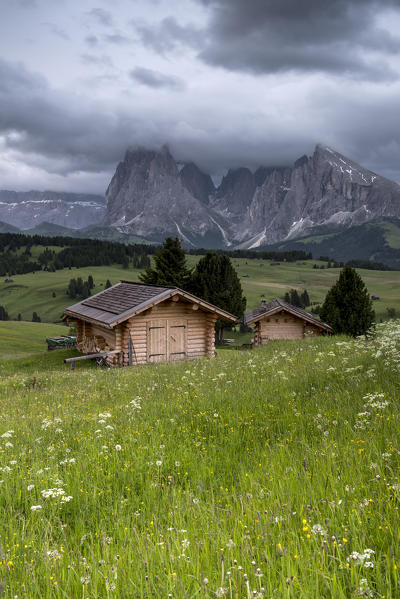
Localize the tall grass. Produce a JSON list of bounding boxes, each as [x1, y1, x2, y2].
[[0, 322, 399, 598]]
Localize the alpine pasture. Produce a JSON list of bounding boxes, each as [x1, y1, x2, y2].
[[1, 321, 400, 598], [1, 258, 400, 323]]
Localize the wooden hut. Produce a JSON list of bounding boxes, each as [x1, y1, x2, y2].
[[62, 281, 237, 365], [244, 298, 333, 346]]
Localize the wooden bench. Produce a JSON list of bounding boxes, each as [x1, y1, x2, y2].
[[64, 350, 122, 371]]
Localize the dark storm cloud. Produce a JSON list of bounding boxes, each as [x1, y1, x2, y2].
[[85, 35, 99, 47], [135, 16, 203, 54], [86, 7, 114, 27], [0, 58, 144, 175], [196, 0, 400, 79], [16, 0, 37, 7], [2, 55, 400, 191], [41, 22, 70, 40], [130, 67, 185, 90], [103, 32, 131, 45], [80, 53, 114, 68]]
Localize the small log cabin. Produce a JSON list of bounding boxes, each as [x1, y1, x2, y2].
[[62, 281, 237, 365], [244, 298, 333, 345]]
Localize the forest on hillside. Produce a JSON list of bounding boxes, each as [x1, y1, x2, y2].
[[0, 232, 393, 277]]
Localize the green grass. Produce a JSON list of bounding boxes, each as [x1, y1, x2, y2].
[[0, 321, 69, 359], [189, 257, 400, 321], [0, 258, 399, 327], [265, 219, 400, 268], [0, 265, 144, 323], [382, 222, 400, 249], [0, 321, 399, 597]]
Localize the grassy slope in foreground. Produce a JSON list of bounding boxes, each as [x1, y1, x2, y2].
[[1, 322, 400, 598], [1, 258, 400, 324]]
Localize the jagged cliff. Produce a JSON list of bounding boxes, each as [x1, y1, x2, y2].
[[104, 144, 400, 248], [104, 146, 230, 247], [0, 190, 105, 230], [237, 145, 400, 247], [5, 144, 397, 247]]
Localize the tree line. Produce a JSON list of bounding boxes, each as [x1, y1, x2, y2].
[[188, 248, 312, 262], [0, 233, 152, 276], [0, 306, 41, 322]]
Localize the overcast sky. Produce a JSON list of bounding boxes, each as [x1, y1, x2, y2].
[[1, 0, 400, 193]]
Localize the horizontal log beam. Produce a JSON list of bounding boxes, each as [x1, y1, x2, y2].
[[64, 350, 122, 364]]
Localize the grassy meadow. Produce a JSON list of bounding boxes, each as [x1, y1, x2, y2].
[[1, 257, 399, 325], [0, 321, 67, 359], [0, 321, 400, 597]]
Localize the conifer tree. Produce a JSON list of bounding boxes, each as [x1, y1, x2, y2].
[[139, 237, 192, 289], [0, 305, 9, 321], [289, 289, 302, 307], [105, 279, 112, 289], [301, 289, 310, 307], [191, 252, 246, 342], [320, 265, 374, 336], [67, 278, 77, 298]]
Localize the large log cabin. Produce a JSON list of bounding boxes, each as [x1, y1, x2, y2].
[[244, 298, 333, 345], [62, 281, 237, 365]]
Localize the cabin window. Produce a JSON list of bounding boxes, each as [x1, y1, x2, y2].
[[266, 318, 270, 322], [275, 318, 279, 323]]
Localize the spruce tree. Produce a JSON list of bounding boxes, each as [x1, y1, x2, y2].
[[320, 265, 374, 336], [0, 305, 9, 321], [301, 289, 310, 307], [289, 289, 303, 308], [191, 252, 246, 342], [67, 278, 77, 298], [139, 237, 192, 289], [105, 279, 112, 289]]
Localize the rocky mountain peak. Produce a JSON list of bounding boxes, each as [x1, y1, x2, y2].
[[101, 143, 400, 249], [213, 167, 256, 218], [179, 162, 215, 205]]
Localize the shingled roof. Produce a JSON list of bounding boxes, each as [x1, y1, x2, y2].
[[63, 281, 237, 328], [244, 298, 333, 332]]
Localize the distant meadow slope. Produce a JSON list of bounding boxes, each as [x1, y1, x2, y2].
[[0, 322, 399, 597], [1, 257, 400, 325]]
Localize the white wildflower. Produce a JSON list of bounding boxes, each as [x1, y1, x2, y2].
[[312, 524, 326, 536]]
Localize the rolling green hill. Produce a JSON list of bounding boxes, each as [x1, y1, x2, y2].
[[1, 257, 399, 326], [0, 320, 68, 358], [264, 218, 400, 267]]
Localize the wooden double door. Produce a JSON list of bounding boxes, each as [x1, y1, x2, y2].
[[147, 319, 187, 362]]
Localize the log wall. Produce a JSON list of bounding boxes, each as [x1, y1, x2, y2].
[[71, 299, 219, 366], [254, 312, 323, 346], [120, 299, 218, 365]]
